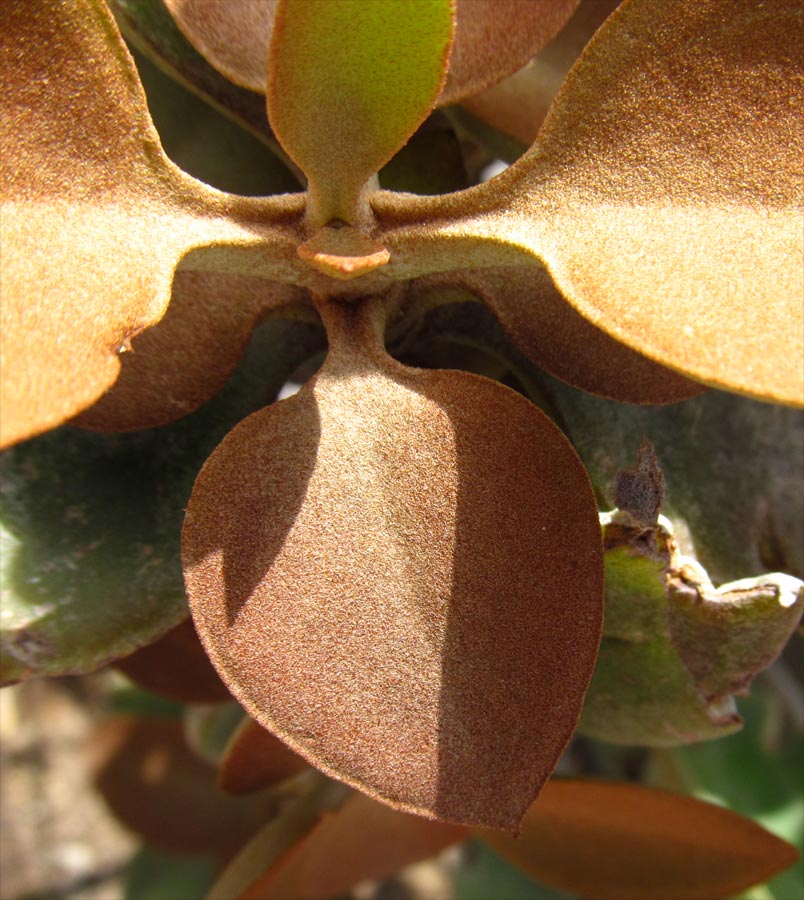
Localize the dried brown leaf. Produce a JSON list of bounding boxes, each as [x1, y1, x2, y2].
[[484, 778, 799, 900], [183, 298, 602, 829]]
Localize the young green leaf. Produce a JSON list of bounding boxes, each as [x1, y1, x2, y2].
[[267, 0, 455, 225]]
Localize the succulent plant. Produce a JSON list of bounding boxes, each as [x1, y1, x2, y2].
[[1, 0, 802, 896]]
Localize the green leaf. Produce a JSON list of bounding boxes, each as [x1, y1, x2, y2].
[[124, 847, 215, 900], [578, 511, 803, 747], [455, 840, 574, 900], [540, 379, 804, 585], [0, 318, 324, 684], [268, 0, 455, 224]]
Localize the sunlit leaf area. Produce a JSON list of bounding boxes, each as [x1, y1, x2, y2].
[[1, 1, 801, 898]]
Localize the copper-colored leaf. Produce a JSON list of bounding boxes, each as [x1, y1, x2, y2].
[[0, 0, 302, 448], [375, 0, 804, 405], [462, 0, 621, 143], [484, 778, 799, 900], [164, 0, 278, 93], [183, 298, 602, 829], [75, 271, 303, 432], [439, 0, 580, 105], [267, 0, 454, 225], [114, 618, 232, 704], [90, 715, 277, 857], [219, 717, 308, 795], [232, 791, 466, 900], [409, 267, 704, 404]]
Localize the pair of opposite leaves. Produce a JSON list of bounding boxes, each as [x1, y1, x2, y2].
[[1, 0, 802, 829]]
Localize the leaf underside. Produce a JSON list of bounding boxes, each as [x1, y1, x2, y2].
[[485, 778, 799, 900]]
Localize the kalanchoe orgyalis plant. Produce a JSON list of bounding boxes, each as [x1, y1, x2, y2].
[[1, 0, 802, 851]]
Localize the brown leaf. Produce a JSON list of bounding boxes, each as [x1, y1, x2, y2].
[[484, 778, 799, 900], [90, 715, 277, 857], [74, 271, 303, 431], [439, 0, 580, 105], [113, 618, 232, 704], [614, 438, 665, 527], [409, 267, 704, 404], [219, 717, 308, 795], [232, 791, 466, 900], [462, 0, 621, 144], [374, 0, 804, 405], [0, 0, 303, 448], [164, 0, 279, 93], [183, 297, 603, 829]]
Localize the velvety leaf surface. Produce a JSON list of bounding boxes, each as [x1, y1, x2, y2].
[[0, 318, 325, 685], [374, 0, 804, 404], [0, 0, 303, 447], [215, 789, 465, 900], [165, 0, 577, 108], [579, 512, 803, 746], [183, 298, 603, 829], [127, 42, 300, 195], [438, 0, 580, 105], [90, 715, 278, 857], [484, 778, 799, 900], [462, 0, 620, 144], [407, 268, 703, 404], [219, 717, 308, 795], [75, 272, 305, 431], [267, 0, 454, 224], [114, 618, 231, 703], [164, 0, 278, 92]]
